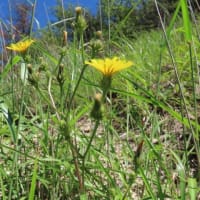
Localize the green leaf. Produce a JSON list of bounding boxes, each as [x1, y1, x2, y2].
[[80, 194, 87, 200], [0, 99, 16, 142], [166, 1, 181, 41], [170, 150, 186, 200], [188, 178, 198, 200], [0, 55, 22, 80], [180, 0, 192, 42], [28, 160, 38, 200], [139, 167, 157, 200]]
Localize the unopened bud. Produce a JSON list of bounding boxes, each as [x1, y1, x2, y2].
[[90, 93, 103, 120], [27, 64, 32, 74], [74, 6, 87, 34], [75, 6, 82, 15], [96, 31, 102, 39]]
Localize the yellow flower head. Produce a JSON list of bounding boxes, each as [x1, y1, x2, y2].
[[6, 39, 34, 52], [85, 57, 133, 76]]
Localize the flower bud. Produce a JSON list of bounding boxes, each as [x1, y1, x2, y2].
[[90, 93, 103, 120], [27, 64, 32, 74], [74, 6, 87, 34], [96, 31, 103, 39], [75, 6, 82, 15], [76, 15, 87, 33]]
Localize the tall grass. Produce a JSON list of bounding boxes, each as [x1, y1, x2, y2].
[[0, 0, 199, 199]]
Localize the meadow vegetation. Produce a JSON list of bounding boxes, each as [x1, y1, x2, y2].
[[0, 0, 199, 199]]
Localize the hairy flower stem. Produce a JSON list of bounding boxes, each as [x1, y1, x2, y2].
[[81, 118, 100, 193], [81, 85, 108, 191]]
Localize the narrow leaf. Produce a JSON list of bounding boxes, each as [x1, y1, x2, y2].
[[188, 178, 198, 200], [180, 0, 192, 42], [28, 160, 38, 200], [0, 55, 21, 80]]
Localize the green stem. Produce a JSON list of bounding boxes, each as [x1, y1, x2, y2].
[[68, 32, 86, 113], [81, 82, 109, 192], [188, 43, 200, 177], [83, 120, 100, 159], [81, 119, 100, 194], [29, 0, 37, 37], [12, 61, 27, 199]]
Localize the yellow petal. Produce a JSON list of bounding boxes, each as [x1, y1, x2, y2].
[[6, 39, 34, 52], [85, 57, 133, 76]]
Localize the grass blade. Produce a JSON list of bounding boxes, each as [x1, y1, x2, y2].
[[170, 150, 186, 200], [28, 160, 38, 200], [180, 0, 192, 42], [188, 177, 198, 200], [139, 167, 156, 200], [0, 55, 21, 80]]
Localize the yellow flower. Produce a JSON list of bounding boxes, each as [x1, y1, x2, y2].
[[85, 57, 133, 76], [6, 39, 34, 52]]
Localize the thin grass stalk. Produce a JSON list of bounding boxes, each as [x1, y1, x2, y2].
[[61, 0, 66, 30], [188, 0, 200, 41], [28, 160, 38, 200], [11, 54, 15, 115], [81, 106, 100, 194], [29, 0, 37, 37], [155, 46, 163, 99], [83, 120, 100, 160], [99, 0, 103, 31], [65, 23, 87, 195], [9, 59, 27, 197], [68, 43, 86, 110], [0, 22, 8, 69], [182, 0, 200, 176], [154, 0, 195, 138], [126, 85, 130, 147], [8, 0, 13, 37], [139, 167, 157, 200], [188, 44, 200, 176], [0, 172, 6, 200], [9, 61, 28, 199], [194, 0, 200, 10], [7, 0, 15, 116], [107, 0, 111, 54]]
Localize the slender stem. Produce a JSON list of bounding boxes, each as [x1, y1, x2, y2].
[[65, 26, 87, 195], [154, 0, 194, 137], [83, 120, 100, 159], [81, 119, 100, 192], [188, 43, 200, 177], [68, 64, 87, 110], [47, 76, 61, 121], [70, 139, 84, 193], [81, 82, 109, 191], [68, 33, 86, 111], [14, 60, 27, 199], [33, 78, 61, 121], [29, 0, 37, 37]]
